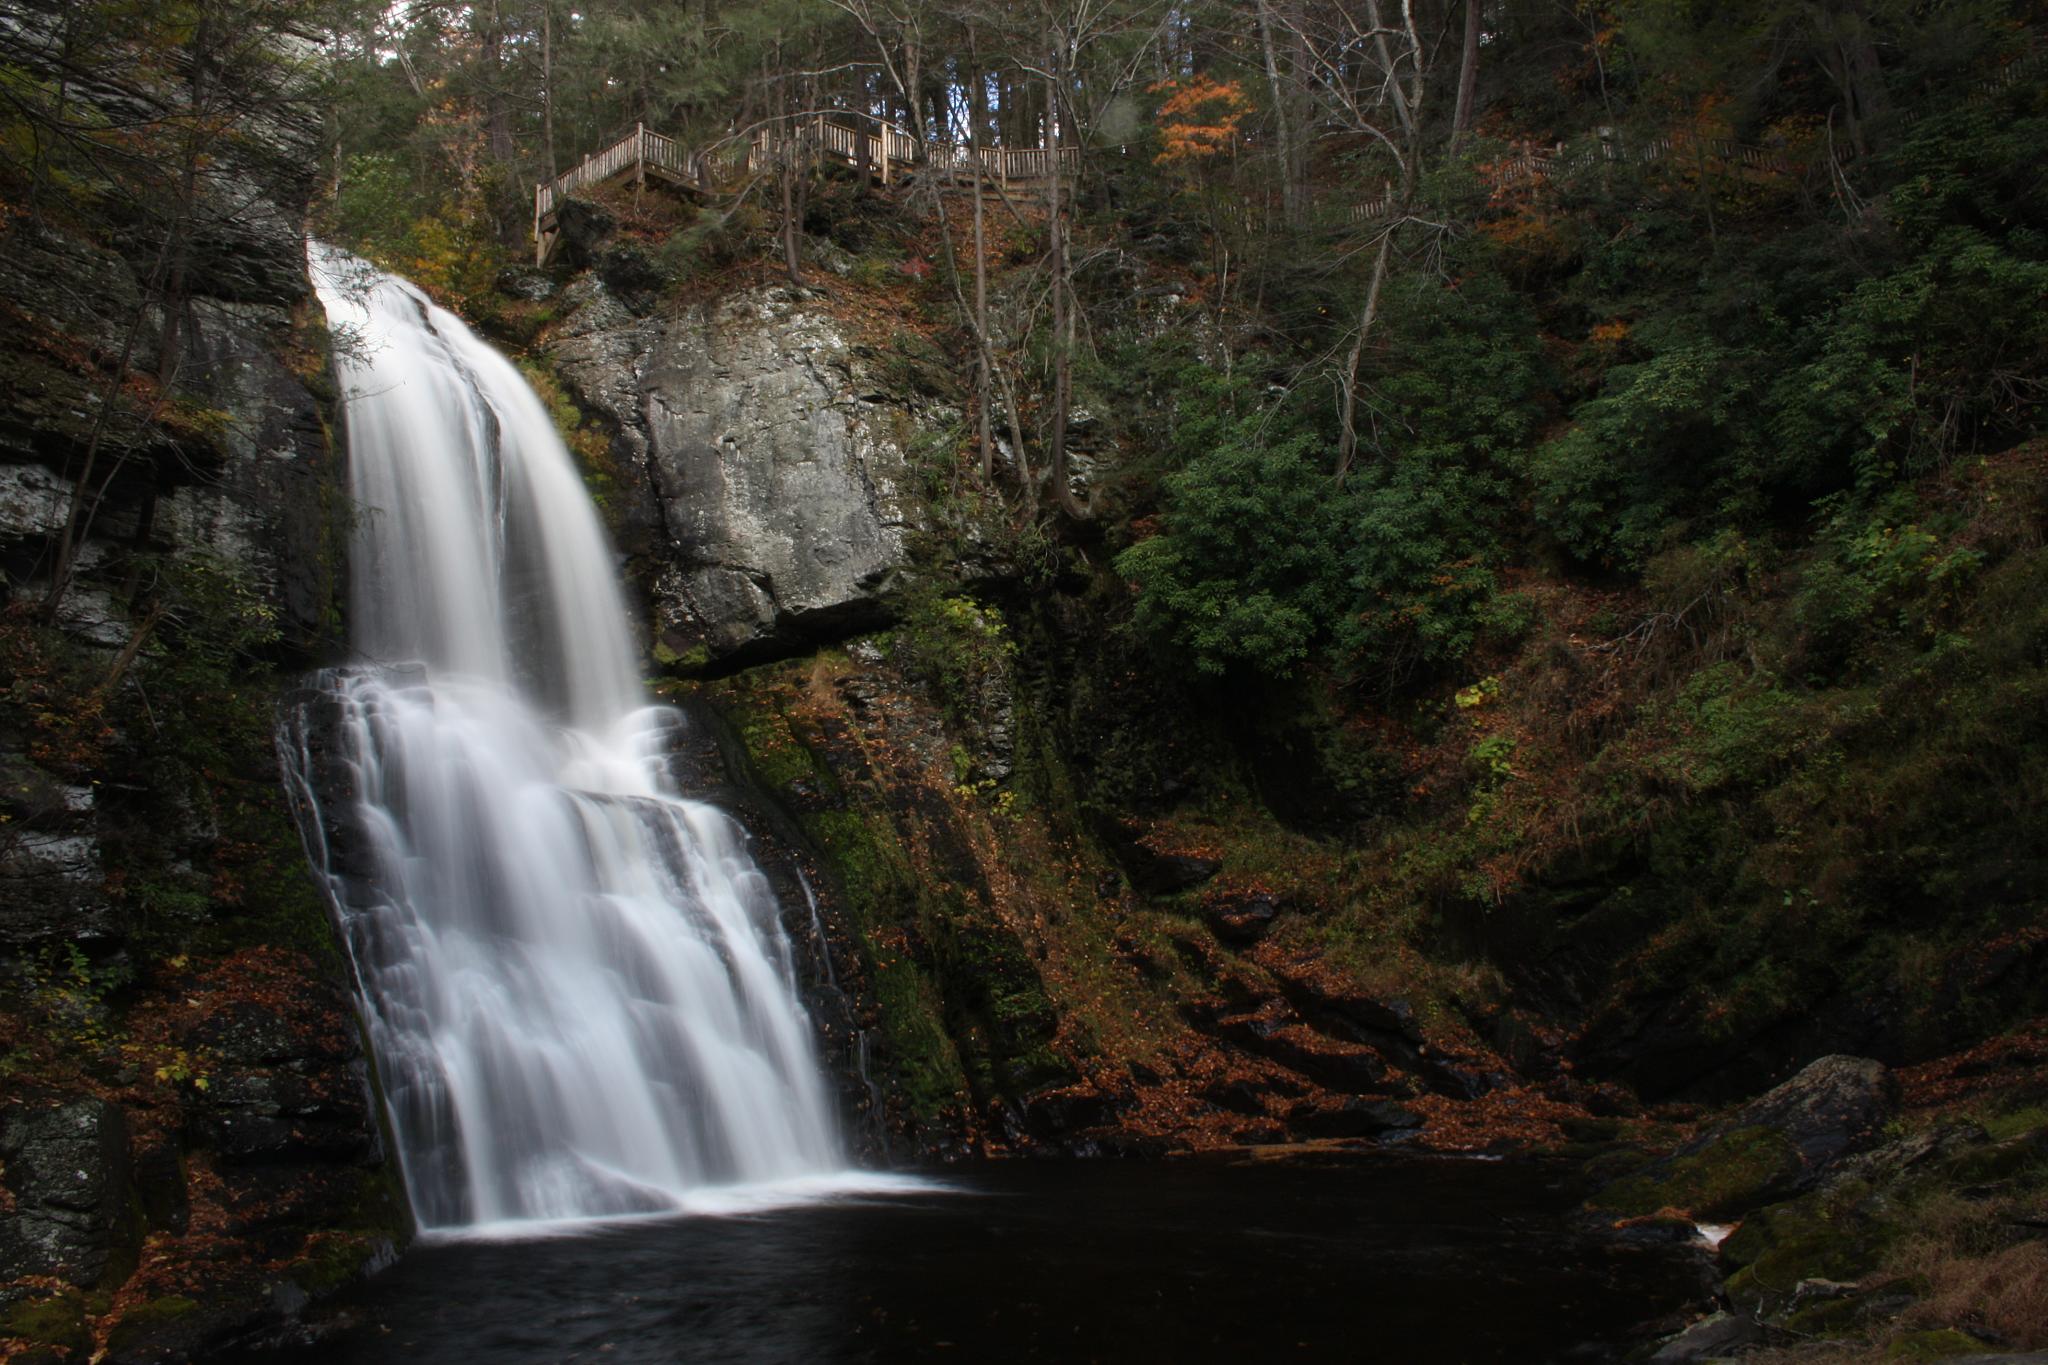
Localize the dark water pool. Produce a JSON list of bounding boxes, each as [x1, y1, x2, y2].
[[263, 1153, 1710, 1364]]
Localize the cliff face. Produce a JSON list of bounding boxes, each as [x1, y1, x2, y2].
[[0, 10, 398, 1361], [547, 279, 937, 669]]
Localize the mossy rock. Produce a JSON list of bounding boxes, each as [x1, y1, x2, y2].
[[1722, 1183, 1885, 1311], [103, 1294, 205, 1357], [1, 1288, 89, 1355], [283, 1230, 388, 1297], [1590, 1124, 1804, 1219], [1884, 1328, 1995, 1360], [1781, 1290, 1883, 1337], [1925, 1124, 2048, 1188], [652, 638, 715, 675]]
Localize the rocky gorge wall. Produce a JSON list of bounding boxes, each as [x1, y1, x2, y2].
[[0, 9, 401, 1361], [1, 88, 2042, 1356]]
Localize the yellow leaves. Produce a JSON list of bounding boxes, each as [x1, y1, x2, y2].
[[1149, 76, 1252, 164]]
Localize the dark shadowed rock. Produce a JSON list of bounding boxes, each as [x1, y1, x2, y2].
[[1202, 892, 1284, 945], [1122, 845, 1222, 896], [594, 242, 664, 309], [0, 824, 124, 952], [186, 995, 374, 1169], [1289, 1098, 1423, 1139], [551, 197, 618, 271], [1648, 1311, 1765, 1362]]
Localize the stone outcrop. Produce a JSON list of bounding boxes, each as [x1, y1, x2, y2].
[[548, 280, 935, 666]]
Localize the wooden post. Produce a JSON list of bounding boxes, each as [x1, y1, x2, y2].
[[534, 182, 544, 266]]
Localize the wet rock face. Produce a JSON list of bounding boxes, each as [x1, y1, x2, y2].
[[191, 997, 377, 1169], [0, 1100, 140, 1288], [0, 10, 335, 963], [0, 766, 116, 952], [547, 282, 934, 665], [0, 12, 388, 1358]]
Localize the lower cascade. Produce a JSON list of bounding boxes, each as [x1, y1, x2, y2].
[[284, 245, 852, 1231]]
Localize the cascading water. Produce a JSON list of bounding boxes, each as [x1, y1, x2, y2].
[[284, 245, 869, 1233]]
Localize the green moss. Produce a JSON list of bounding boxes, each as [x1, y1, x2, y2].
[[1591, 1125, 1804, 1219], [1885, 1328, 1994, 1360], [708, 658, 1080, 1123], [710, 671, 971, 1121], [652, 639, 714, 674], [1924, 1125, 2048, 1187], [515, 359, 625, 517], [1, 1290, 88, 1353], [808, 804, 972, 1119], [284, 1231, 385, 1297], [1722, 1184, 1885, 1311], [1782, 1291, 1881, 1337]]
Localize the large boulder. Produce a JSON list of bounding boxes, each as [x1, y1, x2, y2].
[[548, 281, 937, 666], [1715, 1054, 1899, 1172], [1592, 1055, 1898, 1219]]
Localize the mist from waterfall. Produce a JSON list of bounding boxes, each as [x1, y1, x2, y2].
[[286, 245, 880, 1233]]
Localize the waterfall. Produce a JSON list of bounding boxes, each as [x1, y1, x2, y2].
[[285, 246, 865, 1232]]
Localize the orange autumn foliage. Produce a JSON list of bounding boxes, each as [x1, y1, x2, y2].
[[1150, 76, 1251, 163]]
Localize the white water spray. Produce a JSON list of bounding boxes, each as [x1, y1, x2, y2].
[[287, 246, 869, 1231]]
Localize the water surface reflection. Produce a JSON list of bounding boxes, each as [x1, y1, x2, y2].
[[278, 1154, 1711, 1364]]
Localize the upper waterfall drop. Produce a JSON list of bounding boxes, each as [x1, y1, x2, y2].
[[291, 245, 865, 1231], [314, 246, 640, 734]]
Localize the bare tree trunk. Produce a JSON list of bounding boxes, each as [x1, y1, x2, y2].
[[776, 67, 804, 284], [542, 0, 557, 179], [1366, 0, 1416, 138], [1451, 0, 1481, 143], [482, 0, 513, 163], [855, 85, 873, 182], [969, 44, 994, 483], [1693, 134, 1718, 249], [1334, 227, 1393, 482], [1821, 0, 1888, 158], [1255, 0, 1302, 228], [1044, 64, 1083, 519]]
